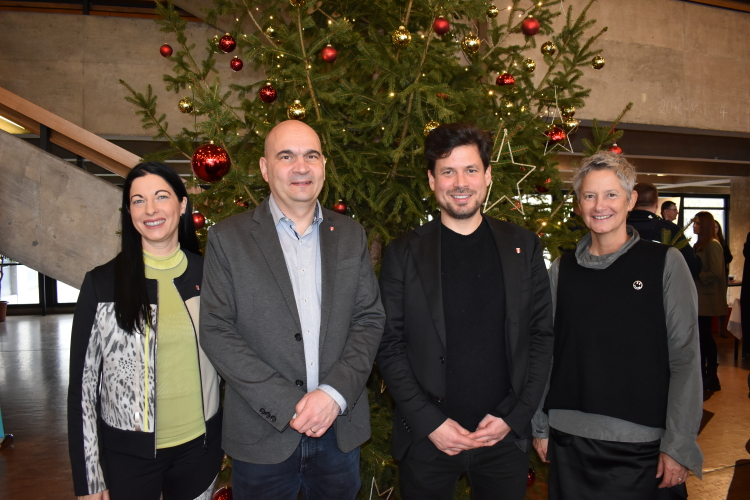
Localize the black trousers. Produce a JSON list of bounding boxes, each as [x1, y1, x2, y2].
[[103, 433, 223, 500], [399, 441, 530, 500], [698, 315, 719, 374], [548, 428, 687, 500]]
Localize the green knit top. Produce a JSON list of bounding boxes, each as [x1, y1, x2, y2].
[[144, 247, 205, 449]]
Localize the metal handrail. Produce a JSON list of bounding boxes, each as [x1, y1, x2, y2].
[[0, 86, 139, 177]]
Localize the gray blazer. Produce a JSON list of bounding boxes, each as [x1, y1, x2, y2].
[[199, 198, 385, 464]]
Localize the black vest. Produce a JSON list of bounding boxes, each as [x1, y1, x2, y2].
[[544, 240, 671, 428]]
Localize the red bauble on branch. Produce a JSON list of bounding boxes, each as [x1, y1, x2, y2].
[[160, 44, 173, 57], [219, 34, 237, 53], [433, 16, 450, 35], [321, 44, 338, 63], [495, 73, 515, 86], [527, 468, 536, 488], [333, 199, 348, 214], [192, 212, 206, 230], [212, 486, 233, 500], [258, 82, 277, 103], [521, 17, 540, 36], [191, 143, 231, 183], [608, 143, 623, 154], [230, 57, 243, 71], [544, 126, 567, 143]]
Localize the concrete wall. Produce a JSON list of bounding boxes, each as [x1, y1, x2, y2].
[[0, 130, 121, 288], [0, 1, 748, 136]]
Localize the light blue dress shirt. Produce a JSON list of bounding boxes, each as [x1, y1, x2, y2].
[[268, 194, 347, 413]]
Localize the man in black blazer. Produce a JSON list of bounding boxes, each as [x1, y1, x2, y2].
[[376, 123, 554, 499]]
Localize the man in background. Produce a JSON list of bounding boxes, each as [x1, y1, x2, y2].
[[661, 200, 679, 222]]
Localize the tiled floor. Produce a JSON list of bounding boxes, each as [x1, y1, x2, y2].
[[0, 314, 749, 499]]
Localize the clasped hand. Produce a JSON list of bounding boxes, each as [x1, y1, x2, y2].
[[429, 415, 511, 456], [289, 389, 340, 438]]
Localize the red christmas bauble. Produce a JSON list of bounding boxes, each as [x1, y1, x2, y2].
[[230, 57, 243, 71], [192, 212, 206, 230], [436, 92, 449, 100], [333, 199, 347, 214], [259, 83, 277, 104], [544, 126, 567, 142], [527, 468, 536, 487], [534, 185, 549, 194], [433, 16, 450, 35], [191, 143, 231, 183], [160, 44, 173, 57], [495, 73, 515, 86], [234, 197, 249, 208], [521, 17, 540, 36], [321, 44, 338, 63], [219, 34, 237, 53], [212, 486, 233, 500], [608, 143, 623, 154]]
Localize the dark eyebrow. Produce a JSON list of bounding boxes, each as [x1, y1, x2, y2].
[[130, 190, 171, 201], [275, 149, 321, 157]]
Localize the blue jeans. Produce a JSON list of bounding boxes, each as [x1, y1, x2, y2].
[[232, 427, 360, 500]]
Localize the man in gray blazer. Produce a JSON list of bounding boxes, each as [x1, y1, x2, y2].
[[200, 120, 385, 500]]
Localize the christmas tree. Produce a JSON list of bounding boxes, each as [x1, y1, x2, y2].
[[121, 0, 631, 497]]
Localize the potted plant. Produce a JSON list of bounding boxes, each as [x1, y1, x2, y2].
[[0, 254, 8, 322]]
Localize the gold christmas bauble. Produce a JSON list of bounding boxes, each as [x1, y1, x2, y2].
[[288, 0, 305, 7], [563, 118, 579, 133], [487, 5, 499, 19], [424, 120, 440, 136], [287, 99, 306, 120], [591, 55, 605, 69], [541, 41, 556, 56], [265, 26, 276, 38], [462, 32, 481, 54], [392, 26, 412, 47], [523, 58, 536, 72], [178, 97, 194, 114], [561, 105, 576, 118], [501, 100, 514, 115]]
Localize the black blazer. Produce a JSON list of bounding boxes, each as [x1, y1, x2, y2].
[[376, 215, 554, 461]]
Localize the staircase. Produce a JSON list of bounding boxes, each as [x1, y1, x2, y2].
[[0, 87, 139, 289]]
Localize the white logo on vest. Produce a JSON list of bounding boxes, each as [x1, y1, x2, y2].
[[633, 281, 643, 290]]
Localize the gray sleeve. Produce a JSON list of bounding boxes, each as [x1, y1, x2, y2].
[[660, 247, 704, 478], [531, 258, 559, 439]]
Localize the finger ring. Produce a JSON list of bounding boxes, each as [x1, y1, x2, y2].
[[678, 478, 682, 481], [310, 428, 315, 433]]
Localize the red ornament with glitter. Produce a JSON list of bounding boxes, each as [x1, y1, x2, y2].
[[219, 34, 237, 53], [321, 44, 338, 63], [258, 83, 277, 104], [544, 126, 567, 143], [212, 486, 233, 500], [495, 73, 515, 86], [521, 17, 540, 36], [333, 199, 347, 214], [433, 16, 450, 35], [608, 143, 623, 154], [160, 44, 173, 57], [527, 468, 536, 487], [192, 212, 206, 230], [230, 57, 243, 71], [191, 143, 231, 183]]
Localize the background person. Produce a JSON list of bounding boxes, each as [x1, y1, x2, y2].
[[693, 211, 727, 391], [68, 163, 222, 500], [714, 220, 733, 337], [199, 120, 385, 500], [661, 200, 679, 222], [533, 152, 703, 499]]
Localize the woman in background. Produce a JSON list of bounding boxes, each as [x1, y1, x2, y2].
[[68, 163, 222, 500], [693, 211, 727, 391], [714, 221, 733, 337]]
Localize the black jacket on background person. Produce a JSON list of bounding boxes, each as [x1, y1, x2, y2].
[[627, 209, 702, 278]]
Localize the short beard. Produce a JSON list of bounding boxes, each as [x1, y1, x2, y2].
[[438, 190, 483, 220]]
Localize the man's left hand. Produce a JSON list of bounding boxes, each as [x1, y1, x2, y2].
[[656, 452, 688, 488], [466, 414, 512, 447], [289, 389, 340, 438]]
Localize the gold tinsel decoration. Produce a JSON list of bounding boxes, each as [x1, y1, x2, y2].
[[265, 26, 276, 38], [523, 58, 536, 72], [287, 100, 306, 120], [288, 0, 305, 6], [424, 120, 440, 136], [591, 55, 605, 69], [462, 32, 481, 54], [487, 5, 499, 19], [178, 97, 194, 114], [391, 26, 412, 47], [541, 41, 556, 56]]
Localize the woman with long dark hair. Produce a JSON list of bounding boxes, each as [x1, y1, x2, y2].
[[68, 163, 222, 500], [693, 211, 727, 391]]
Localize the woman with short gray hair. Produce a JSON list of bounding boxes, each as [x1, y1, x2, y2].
[[532, 152, 703, 499]]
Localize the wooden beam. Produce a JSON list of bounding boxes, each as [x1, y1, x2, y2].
[[681, 0, 750, 14]]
